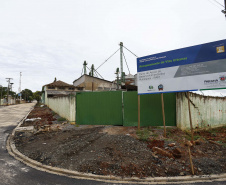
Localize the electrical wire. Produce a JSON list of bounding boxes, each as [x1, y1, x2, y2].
[[212, 0, 225, 8], [94, 69, 104, 79], [122, 51, 130, 74], [123, 45, 138, 58], [207, 0, 223, 9], [86, 66, 104, 79], [96, 48, 120, 70]]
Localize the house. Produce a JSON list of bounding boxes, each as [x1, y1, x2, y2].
[[73, 74, 117, 91], [42, 80, 76, 103]]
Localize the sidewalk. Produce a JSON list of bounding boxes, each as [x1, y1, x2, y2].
[[0, 103, 35, 127]]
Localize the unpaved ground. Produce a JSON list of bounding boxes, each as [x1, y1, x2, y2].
[[14, 104, 226, 178]]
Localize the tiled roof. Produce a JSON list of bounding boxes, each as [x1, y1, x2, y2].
[[73, 74, 113, 83], [44, 80, 75, 88]]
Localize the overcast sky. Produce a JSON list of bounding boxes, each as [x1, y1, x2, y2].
[[0, 0, 226, 96]]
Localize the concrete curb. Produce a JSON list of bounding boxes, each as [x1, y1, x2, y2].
[[6, 107, 226, 184]]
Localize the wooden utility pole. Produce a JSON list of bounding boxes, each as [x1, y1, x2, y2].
[[138, 95, 140, 130], [187, 92, 194, 141], [161, 93, 166, 137], [188, 146, 194, 175]]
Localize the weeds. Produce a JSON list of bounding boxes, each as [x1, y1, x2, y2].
[[136, 129, 150, 141]]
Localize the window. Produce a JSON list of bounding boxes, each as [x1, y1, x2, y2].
[[77, 87, 84, 91], [58, 87, 65, 90], [68, 87, 75, 90], [48, 86, 55, 89]]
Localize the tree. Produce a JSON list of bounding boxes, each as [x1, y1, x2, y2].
[[21, 89, 33, 102], [33, 91, 42, 103], [0, 86, 16, 99]]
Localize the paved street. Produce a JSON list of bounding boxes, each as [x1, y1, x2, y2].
[[0, 103, 225, 185]]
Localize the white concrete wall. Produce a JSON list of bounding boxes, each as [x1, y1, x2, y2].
[[177, 92, 226, 130], [0, 98, 15, 105], [46, 95, 76, 122]]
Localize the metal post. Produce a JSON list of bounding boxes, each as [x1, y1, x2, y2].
[[19, 72, 22, 103], [120, 42, 124, 83], [7, 82, 9, 105], [6, 78, 13, 106], [225, 0, 226, 18]]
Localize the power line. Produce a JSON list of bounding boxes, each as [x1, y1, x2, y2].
[[212, 0, 225, 8], [96, 48, 120, 70], [208, 0, 223, 9], [123, 45, 138, 58], [122, 51, 130, 74], [86, 66, 104, 79], [94, 69, 104, 79]]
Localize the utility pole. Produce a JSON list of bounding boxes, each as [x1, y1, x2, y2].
[[19, 72, 22, 102], [120, 42, 124, 84], [6, 78, 13, 106], [0, 85, 2, 106], [222, 0, 226, 17]]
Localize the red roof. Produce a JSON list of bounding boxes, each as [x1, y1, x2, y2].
[[44, 80, 75, 88]]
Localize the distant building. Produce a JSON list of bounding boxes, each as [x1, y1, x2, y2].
[[125, 74, 135, 85], [42, 80, 76, 103], [73, 74, 117, 91]]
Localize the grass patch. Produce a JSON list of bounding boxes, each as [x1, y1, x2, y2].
[[136, 129, 150, 141], [57, 117, 67, 121]]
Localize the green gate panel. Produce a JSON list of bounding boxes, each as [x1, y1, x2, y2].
[[76, 91, 123, 125], [123, 92, 176, 126]]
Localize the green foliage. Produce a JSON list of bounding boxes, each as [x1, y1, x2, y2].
[[57, 117, 67, 121], [136, 128, 150, 141], [0, 86, 16, 98], [33, 91, 42, 103], [21, 89, 33, 101]]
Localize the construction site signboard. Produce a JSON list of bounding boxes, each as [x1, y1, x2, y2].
[[137, 39, 226, 94]]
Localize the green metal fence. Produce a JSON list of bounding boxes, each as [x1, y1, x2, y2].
[[76, 91, 176, 126], [123, 92, 176, 126], [76, 91, 123, 125]]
